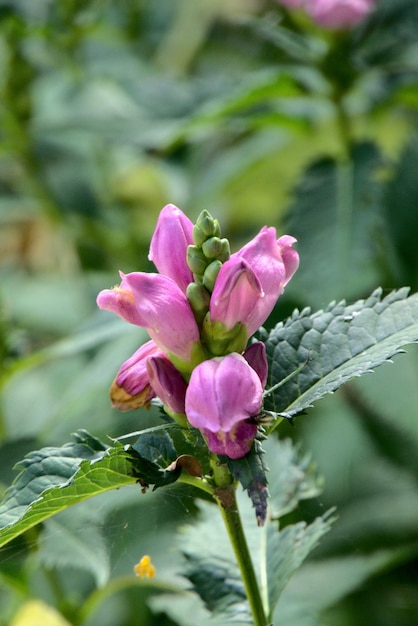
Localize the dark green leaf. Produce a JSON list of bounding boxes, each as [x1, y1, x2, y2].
[[264, 439, 322, 519], [226, 440, 269, 526], [183, 553, 249, 621], [132, 431, 177, 467], [286, 143, 384, 307], [264, 287, 418, 418], [0, 433, 137, 549], [266, 510, 336, 620]]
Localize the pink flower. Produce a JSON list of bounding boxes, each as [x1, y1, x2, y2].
[[209, 227, 299, 340], [97, 271, 203, 369], [307, 0, 375, 29], [146, 355, 187, 416], [185, 354, 263, 459], [109, 340, 161, 411], [243, 342, 268, 388], [148, 204, 194, 293]]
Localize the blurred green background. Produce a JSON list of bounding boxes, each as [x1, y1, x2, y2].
[[1, 0, 418, 624]]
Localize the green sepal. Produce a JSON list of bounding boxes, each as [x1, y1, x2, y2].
[[202, 315, 247, 356], [167, 341, 207, 375]]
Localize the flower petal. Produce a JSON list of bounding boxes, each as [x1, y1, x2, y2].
[[149, 204, 194, 293], [210, 257, 263, 332], [243, 342, 268, 388], [185, 353, 263, 458], [110, 340, 161, 411], [146, 355, 187, 415]]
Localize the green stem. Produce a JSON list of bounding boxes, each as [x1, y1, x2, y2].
[[178, 472, 215, 496], [214, 485, 268, 626]]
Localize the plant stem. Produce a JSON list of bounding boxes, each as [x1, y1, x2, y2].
[[214, 485, 268, 626]]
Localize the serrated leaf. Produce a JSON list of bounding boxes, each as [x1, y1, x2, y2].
[[179, 501, 251, 623], [178, 438, 331, 623], [0, 433, 137, 549], [132, 431, 177, 467], [183, 552, 250, 621], [275, 544, 418, 625], [226, 440, 269, 526], [264, 439, 322, 519], [264, 287, 418, 418], [266, 511, 335, 620], [130, 431, 182, 490]]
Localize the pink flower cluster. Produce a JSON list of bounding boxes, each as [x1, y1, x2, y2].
[[97, 205, 298, 459], [278, 0, 376, 30]]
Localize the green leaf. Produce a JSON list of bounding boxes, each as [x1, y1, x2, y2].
[[275, 544, 418, 626], [264, 439, 322, 519], [266, 511, 335, 621], [132, 431, 177, 467], [264, 287, 418, 418], [130, 431, 182, 490], [0, 431, 137, 549], [226, 440, 269, 526], [285, 143, 384, 307]]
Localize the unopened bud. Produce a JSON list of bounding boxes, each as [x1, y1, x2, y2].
[[202, 237, 223, 259], [193, 224, 206, 247], [202, 260, 222, 293], [187, 282, 211, 324], [187, 245, 207, 275], [196, 210, 220, 238], [218, 238, 230, 262]]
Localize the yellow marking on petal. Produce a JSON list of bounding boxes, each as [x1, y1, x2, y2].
[[110, 380, 152, 412], [134, 555, 156, 579], [113, 286, 135, 303]]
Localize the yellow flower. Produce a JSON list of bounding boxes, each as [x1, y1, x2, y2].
[[134, 554, 156, 579]]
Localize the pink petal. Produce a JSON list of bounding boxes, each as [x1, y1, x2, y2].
[[149, 204, 194, 293]]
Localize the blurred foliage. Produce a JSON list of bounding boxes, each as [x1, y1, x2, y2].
[[1, 0, 418, 625]]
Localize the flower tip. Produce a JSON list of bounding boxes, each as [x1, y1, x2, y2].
[[110, 378, 154, 412]]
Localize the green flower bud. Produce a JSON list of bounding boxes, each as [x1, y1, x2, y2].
[[192, 224, 206, 247], [218, 238, 231, 262], [187, 245, 207, 275], [196, 210, 220, 238], [187, 282, 211, 324], [202, 259, 222, 293], [202, 237, 223, 259]]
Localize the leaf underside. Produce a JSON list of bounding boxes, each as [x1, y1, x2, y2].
[[264, 287, 418, 418]]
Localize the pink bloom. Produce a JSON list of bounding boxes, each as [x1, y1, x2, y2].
[[146, 355, 187, 416], [307, 0, 375, 29], [97, 271, 201, 365], [243, 342, 268, 388], [185, 354, 263, 459], [149, 204, 194, 293], [210, 227, 299, 339], [110, 340, 161, 411]]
